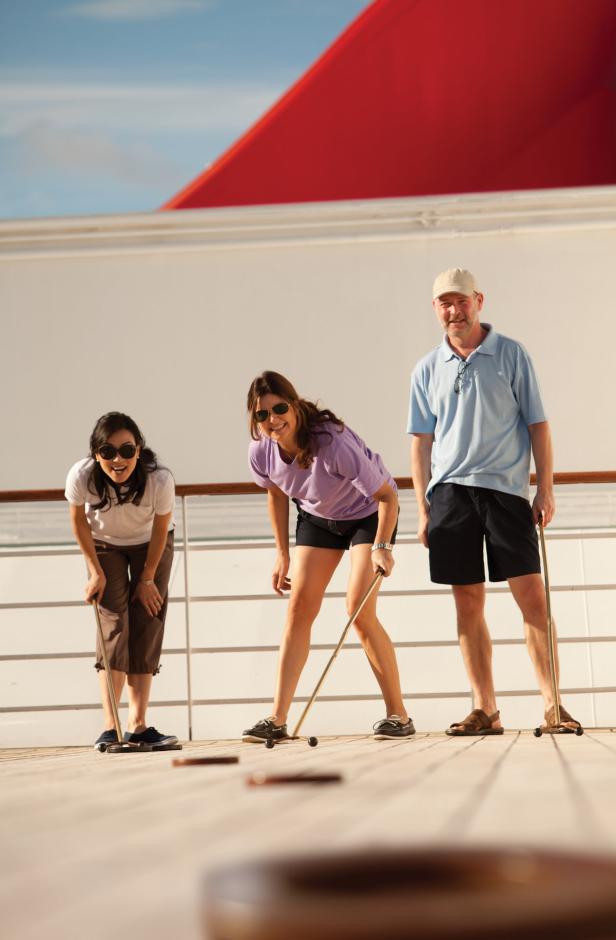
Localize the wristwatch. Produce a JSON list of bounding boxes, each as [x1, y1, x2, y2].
[[141, 578, 155, 585], [371, 542, 393, 552]]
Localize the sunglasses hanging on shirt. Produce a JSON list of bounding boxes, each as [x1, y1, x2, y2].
[[454, 360, 470, 395]]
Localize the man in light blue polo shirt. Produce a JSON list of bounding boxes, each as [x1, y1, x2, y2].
[[408, 268, 580, 735]]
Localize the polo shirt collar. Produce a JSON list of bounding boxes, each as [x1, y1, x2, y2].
[[440, 322, 496, 360]]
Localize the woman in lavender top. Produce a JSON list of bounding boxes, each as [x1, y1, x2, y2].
[[242, 371, 413, 742]]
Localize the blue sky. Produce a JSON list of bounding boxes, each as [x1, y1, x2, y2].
[[0, 0, 370, 219]]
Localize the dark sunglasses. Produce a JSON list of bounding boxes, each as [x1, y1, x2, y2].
[[98, 443, 138, 460], [254, 402, 290, 423]]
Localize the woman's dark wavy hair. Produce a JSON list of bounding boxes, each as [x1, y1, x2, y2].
[[87, 412, 159, 511], [247, 371, 344, 469]]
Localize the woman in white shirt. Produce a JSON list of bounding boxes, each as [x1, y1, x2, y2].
[[65, 412, 177, 750]]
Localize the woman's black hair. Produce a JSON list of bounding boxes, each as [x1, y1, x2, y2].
[[87, 412, 159, 511]]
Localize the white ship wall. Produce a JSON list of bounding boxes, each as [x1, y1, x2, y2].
[[1, 187, 616, 490]]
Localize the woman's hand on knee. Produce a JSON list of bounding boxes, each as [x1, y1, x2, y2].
[[85, 571, 106, 604], [134, 580, 164, 617], [272, 552, 291, 596]]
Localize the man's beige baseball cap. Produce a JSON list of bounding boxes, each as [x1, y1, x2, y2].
[[432, 268, 480, 300]]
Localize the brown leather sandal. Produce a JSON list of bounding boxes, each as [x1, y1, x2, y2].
[[446, 708, 504, 736], [541, 704, 583, 734]]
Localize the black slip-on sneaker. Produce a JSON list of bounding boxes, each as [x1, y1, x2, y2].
[[373, 715, 416, 739], [242, 717, 289, 743], [123, 727, 178, 747], [94, 729, 119, 751]]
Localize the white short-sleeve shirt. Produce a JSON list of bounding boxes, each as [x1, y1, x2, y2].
[[65, 458, 175, 546]]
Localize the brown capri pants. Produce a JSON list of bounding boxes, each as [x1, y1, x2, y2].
[[94, 531, 174, 675]]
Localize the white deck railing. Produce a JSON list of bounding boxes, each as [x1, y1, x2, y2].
[[1, 475, 616, 745]]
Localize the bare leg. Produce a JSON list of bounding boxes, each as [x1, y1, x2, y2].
[[347, 544, 408, 720], [271, 546, 344, 724], [126, 673, 153, 733], [450, 583, 502, 730], [98, 669, 126, 731], [508, 573, 577, 729]]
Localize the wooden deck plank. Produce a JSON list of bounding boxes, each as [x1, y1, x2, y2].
[[331, 734, 513, 847], [547, 731, 616, 846], [457, 731, 591, 848], [3, 734, 616, 940]]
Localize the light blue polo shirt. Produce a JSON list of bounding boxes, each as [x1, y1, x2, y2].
[[407, 324, 547, 501]]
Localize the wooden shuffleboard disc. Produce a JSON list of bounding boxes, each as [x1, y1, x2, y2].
[[246, 771, 342, 786], [172, 755, 240, 767]]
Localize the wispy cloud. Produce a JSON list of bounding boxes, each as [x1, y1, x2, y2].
[[0, 77, 284, 207], [0, 81, 282, 136], [12, 120, 180, 186], [62, 0, 211, 21], [255, 0, 370, 19]]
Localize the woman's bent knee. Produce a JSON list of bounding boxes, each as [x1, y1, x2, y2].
[[351, 611, 379, 640], [287, 594, 321, 627]]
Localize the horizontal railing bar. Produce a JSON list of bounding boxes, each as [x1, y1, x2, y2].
[[3, 528, 616, 559], [0, 702, 188, 713], [185, 583, 616, 602], [1, 685, 612, 714], [180, 531, 616, 547], [0, 541, 273, 558], [3, 634, 616, 662], [0, 548, 83, 558], [0, 542, 277, 557], [3, 582, 615, 612], [148, 687, 616, 703], [1, 471, 616, 502], [0, 539, 286, 558], [188, 635, 616, 650], [0, 483, 261, 502]]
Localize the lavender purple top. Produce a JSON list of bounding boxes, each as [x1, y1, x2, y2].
[[248, 423, 396, 520]]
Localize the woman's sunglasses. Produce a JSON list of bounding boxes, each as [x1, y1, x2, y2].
[[98, 443, 138, 460], [254, 402, 290, 423]]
